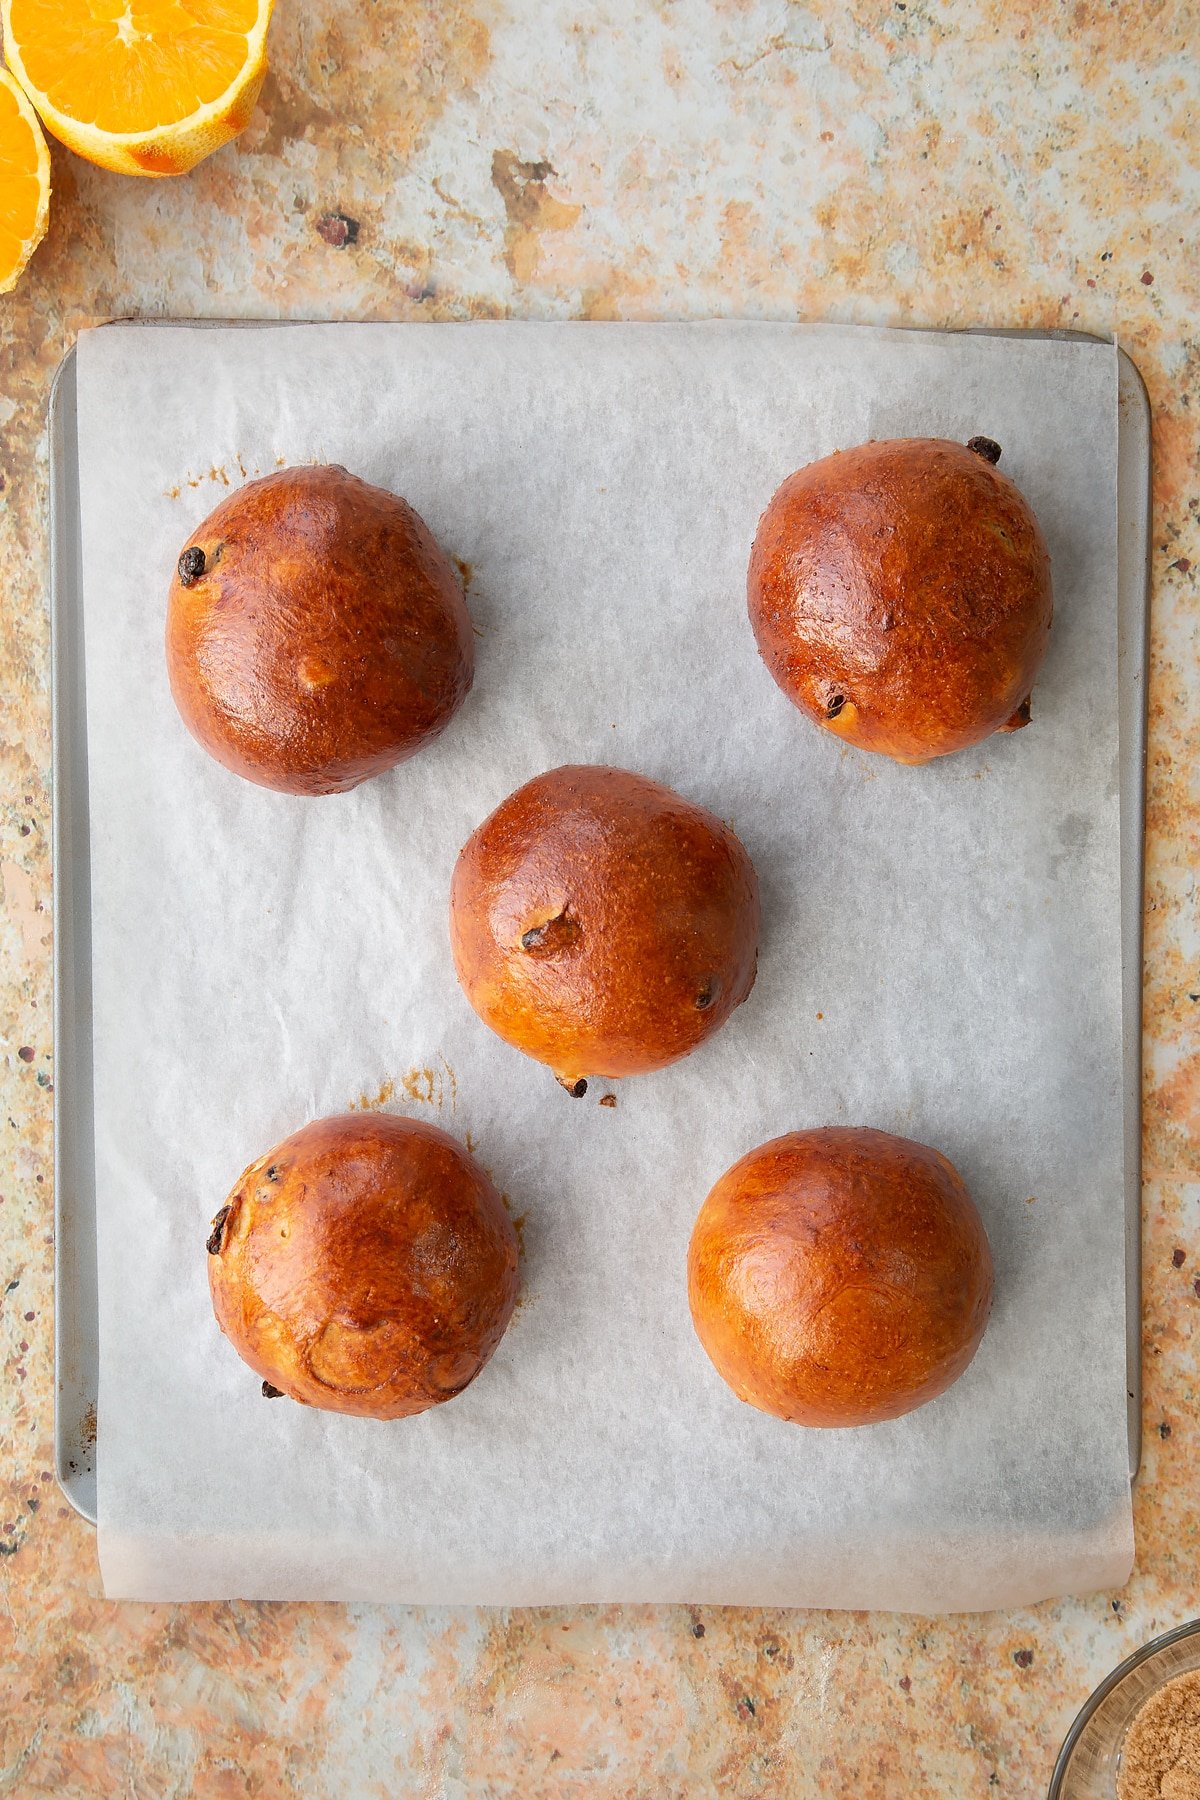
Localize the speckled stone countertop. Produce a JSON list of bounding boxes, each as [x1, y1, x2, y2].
[[1, 3, 1196, 1794]]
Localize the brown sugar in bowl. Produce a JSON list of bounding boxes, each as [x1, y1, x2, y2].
[[167, 464, 474, 795], [206, 1113, 518, 1419], [747, 436, 1053, 765], [449, 764, 761, 1092], [687, 1126, 993, 1426]]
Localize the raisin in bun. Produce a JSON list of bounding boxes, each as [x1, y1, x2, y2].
[[207, 1114, 518, 1418], [748, 437, 1052, 764], [167, 465, 473, 795], [450, 764, 760, 1094], [688, 1127, 993, 1426]]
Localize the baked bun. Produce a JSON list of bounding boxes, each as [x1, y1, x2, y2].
[[167, 465, 473, 794], [687, 1127, 993, 1426], [450, 764, 760, 1092], [747, 437, 1052, 764], [207, 1113, 518, 1418]]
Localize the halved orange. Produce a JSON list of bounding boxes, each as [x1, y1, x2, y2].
[[1, 0, 275, 178], [0, 64, 49, 293]]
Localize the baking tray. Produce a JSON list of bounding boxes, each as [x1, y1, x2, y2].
[[49, 324, 1151, 1527]]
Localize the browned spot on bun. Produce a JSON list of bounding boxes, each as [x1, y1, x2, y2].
[[748, 438, 1052, 764], [449, 764, 760, 1086], [167, 465, 474, 795], [207, 1114, 518, 1419], [687, 1126, 993, 1426]]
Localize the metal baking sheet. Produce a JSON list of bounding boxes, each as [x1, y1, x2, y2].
[[50, 324, 1151, 1528]]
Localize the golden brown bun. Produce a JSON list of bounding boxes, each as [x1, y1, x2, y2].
[[687, 1127, 993, 1426], [747, 437, 1052, 764], [207, 1113, 518, 1418], [449, 764, 760, 1089], [167, 465, 473, 795]]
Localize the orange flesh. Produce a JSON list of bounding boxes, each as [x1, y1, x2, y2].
[[9, 0, 262, 133], [0, 75, 45, 283]]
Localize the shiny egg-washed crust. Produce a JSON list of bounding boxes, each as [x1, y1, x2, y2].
[[687, 1126, 993, 1426], [449, 764, 761, 1086], [166, 465, 474, 795], [747, 438, 1053, 764], [207, 1114, 518, 1419]]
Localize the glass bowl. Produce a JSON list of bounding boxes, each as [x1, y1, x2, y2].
[[1049, 1619, 1200, 1798]]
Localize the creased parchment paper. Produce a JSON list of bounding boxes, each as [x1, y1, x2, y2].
[[76, 321, 1132, 1608]]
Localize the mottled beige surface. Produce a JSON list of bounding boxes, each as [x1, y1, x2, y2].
[[1, 2, 1197, 1794]]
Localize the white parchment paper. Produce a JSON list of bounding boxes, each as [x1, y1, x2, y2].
[[77, 321, 1133, 1608]]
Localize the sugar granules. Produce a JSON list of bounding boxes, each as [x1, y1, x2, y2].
[[1118, 1669, 1200, 1800]]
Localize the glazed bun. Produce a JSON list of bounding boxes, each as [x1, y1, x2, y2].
[[687, 1127, 993, 1426], [450, 764, 760, 1093], [747, 436, 1052, 764], [207, 1114, 518, 1418], [167, 464, 473, 794]]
